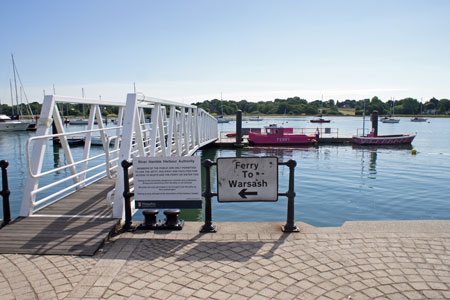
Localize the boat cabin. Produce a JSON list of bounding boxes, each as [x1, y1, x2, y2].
[[264, 125, 293, 135]]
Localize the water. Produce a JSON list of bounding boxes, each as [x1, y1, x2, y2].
[[1, 116, 449, 227]]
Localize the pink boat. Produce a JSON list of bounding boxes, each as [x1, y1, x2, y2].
[[248, 125, 316, 145], [352, 132, 416, 145]]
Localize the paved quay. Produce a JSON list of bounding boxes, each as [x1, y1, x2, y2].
[[1, 220, 450, 300]]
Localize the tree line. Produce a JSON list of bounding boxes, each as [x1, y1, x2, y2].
[[193, 96, 450, 116], [1, 96, 449, 118], [0, 102, 119, 118]]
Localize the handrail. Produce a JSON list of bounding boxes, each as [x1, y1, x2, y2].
[[33, 169, 107, 207], [26, 126, 121, 178], [31, 161, 107, 196]]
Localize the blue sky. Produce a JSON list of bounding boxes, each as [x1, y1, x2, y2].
[[1, 0, 449, 104]]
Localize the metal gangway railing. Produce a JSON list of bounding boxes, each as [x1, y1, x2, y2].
[[20, 93, 218, 219]]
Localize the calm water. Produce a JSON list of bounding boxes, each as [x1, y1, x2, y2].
[[1, 116, 449, 227]]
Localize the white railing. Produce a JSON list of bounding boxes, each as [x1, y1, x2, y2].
[[112, 93, 218, 218], [20, 93, 218, 219]]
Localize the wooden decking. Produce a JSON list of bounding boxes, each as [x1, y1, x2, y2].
[[0, 177, 120, 256]]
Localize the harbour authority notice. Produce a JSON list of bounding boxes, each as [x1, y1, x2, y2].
[[133, 156, 202, 208]]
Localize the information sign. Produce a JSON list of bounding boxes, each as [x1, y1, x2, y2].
[[133, 156, 202, 209], [217, 157, 278, 202]]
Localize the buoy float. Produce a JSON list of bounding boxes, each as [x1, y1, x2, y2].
[[411, 149, 417, 155]]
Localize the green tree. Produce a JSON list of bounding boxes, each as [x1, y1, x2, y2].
[[437, 99, 450, 114]]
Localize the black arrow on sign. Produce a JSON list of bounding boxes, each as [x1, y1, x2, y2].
[[238, 188, 258, 199]]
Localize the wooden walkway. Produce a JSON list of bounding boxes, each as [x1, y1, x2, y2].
[[0, 177, 120, 256]]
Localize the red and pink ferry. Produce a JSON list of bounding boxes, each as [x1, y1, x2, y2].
[[248, 125, 316, 145]]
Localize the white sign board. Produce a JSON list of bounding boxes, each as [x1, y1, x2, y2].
[[217, 157, 278, 202], [133, 156, 202, 208]]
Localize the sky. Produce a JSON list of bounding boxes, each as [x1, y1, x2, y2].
[[1, 0, 450, 105]]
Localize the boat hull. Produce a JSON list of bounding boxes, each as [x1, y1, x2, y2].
[[310, 120, 330, 123], [249, 132, 315, 145], [352, 134, 415, 145], [410, 118, 427, 122], [380, 118, 400, 123], [0, 122, 30, 131]]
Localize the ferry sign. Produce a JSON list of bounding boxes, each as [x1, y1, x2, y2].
[[217, 157, 278, 202]]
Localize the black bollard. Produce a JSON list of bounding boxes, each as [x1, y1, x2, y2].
[[161, 209, 184, 230], [281, 160, 300, 232], [141, 209, 159, 229], [200, 159, 217, 232], [121, 160, 136, 231], [1, 160, 11, 228]]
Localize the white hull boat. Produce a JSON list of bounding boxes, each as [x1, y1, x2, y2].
[[0, 114, 30, 131]]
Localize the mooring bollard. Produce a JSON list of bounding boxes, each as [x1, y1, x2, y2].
[[121, 160, 135, 232], [142, 209, 159, 228], [1, 160, 11, 228], [200, 159, 217, 232], [161, 209, 184, 230]]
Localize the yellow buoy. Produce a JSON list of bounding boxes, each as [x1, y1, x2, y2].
[[411, 149, 417, 155]]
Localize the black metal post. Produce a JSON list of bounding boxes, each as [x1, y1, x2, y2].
[[1, 160, 11, 228], [281, 160, 299, 232], [235, 110, 242, 146], [121, 160, 135, 231], [371, 110, 378, 137], [200, 159, 217, 232]]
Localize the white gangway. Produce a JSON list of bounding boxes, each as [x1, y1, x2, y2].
[[21, 93, 218, 219]]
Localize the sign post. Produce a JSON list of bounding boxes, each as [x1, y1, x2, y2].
[[200, 157, 299, 233], [216, 157, 278, 202]]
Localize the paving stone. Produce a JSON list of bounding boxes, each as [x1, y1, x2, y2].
[[1, 222, 450, 300]]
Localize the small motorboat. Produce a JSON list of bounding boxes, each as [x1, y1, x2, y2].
[[410, 117, 427, 122], [352, 131, 415, 145], [249, 116, 263, 121], [70, 119, 89, 125], [310, 115, 330, 123], [380, 117, 400, 123], [248, 124, 316, 145], [216, 116, 230, 123]]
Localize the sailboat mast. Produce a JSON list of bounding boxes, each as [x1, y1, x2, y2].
[[11, 54, 20, 117], [82, 88, 85, 118], [220, 92, 224, 116], [9, 79, 14, 114]]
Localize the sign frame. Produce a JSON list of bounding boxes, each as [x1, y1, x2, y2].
[[216, 156, 279, 203], [133, 156, 202, 209]]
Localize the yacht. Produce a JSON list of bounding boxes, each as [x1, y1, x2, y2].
[[0, 114, 30, 131]]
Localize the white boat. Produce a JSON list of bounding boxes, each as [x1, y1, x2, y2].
[[0, 114, 30, 131], [70, 119, 89, 125], [380, 117, 400, 123], [6, 54, 37, 131], [411, 100, 427, 122], [249, 116, 263, 121], [90, 136, 112, 146], [410, 117, 427, 122], [217, 118, 230, 123], [381, 99, 400, 123], [216, 92, 230, 123]]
